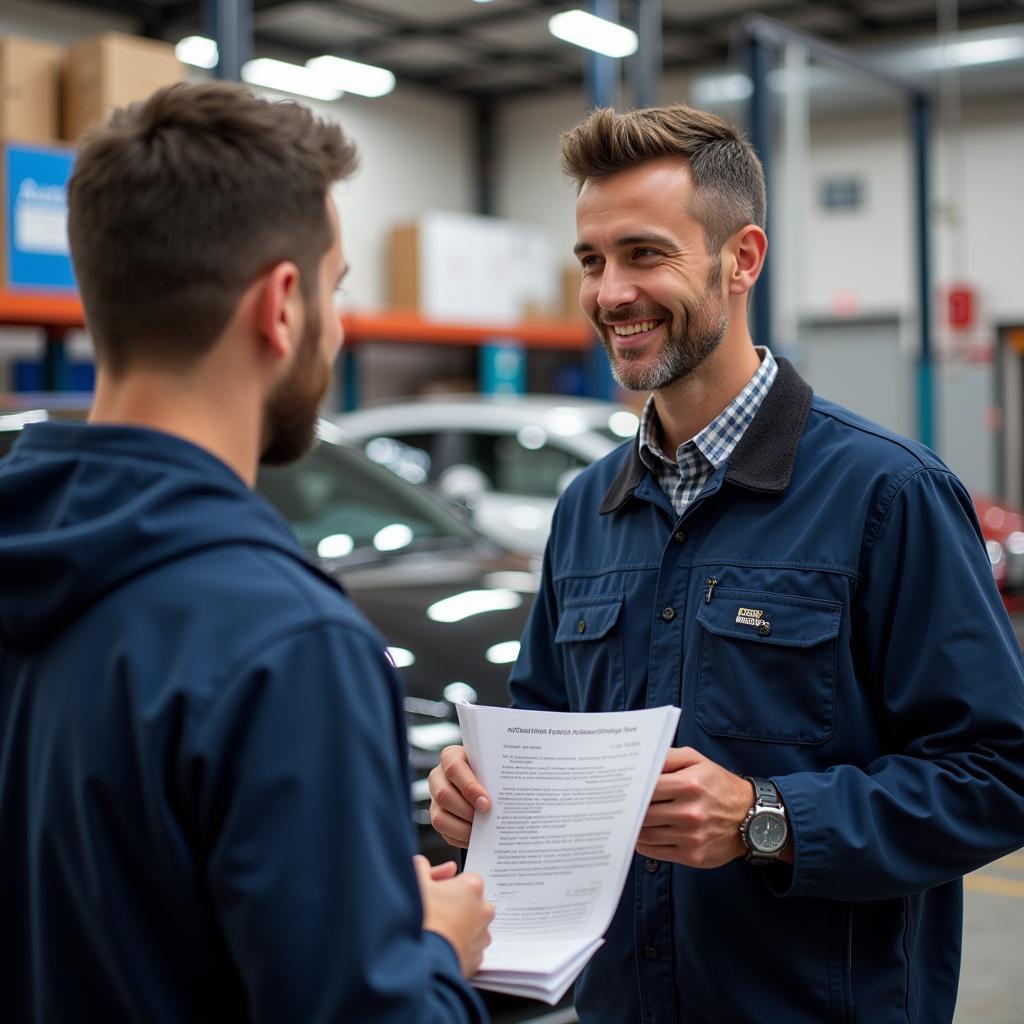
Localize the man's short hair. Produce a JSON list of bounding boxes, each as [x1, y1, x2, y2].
[[68, 81, 359, 375], [560, 105, 765, 254]]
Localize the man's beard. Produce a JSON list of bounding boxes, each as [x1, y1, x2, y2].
[[601, 262, 727, 393], [260, 301, 331, 466]]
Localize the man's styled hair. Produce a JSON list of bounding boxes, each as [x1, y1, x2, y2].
[[68, 81, 359, 374], [560, 105, 765, 254]]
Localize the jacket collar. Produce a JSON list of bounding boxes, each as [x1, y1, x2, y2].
[[599, 356, 813, 515]]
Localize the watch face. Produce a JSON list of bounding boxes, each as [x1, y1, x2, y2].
[[749, 811, 788, 853]]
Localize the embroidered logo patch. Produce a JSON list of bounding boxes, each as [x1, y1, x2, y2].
[[735, 607, 765, 626]]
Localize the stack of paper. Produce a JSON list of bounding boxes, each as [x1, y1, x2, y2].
[[457, 703, 681, 1005]]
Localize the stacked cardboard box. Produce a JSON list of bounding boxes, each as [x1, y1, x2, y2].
[[63, 32, 185, 141], [1, 32, 184, 292]]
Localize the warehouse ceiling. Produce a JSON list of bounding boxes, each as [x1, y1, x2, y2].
[[59, 0, 1024, 99]]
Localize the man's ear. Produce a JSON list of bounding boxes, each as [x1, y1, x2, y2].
[[253, 261, 303, 360], [726, 225, 767, 297]]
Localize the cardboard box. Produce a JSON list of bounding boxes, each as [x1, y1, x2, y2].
[[388, 211, 557, 324], [561, 264, 585, 320], [64, 32, 185, 141], [2, 141, 77, 291], [0, 36, 62, 144]]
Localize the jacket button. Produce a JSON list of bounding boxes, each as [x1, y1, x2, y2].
[[577, 620, 586, 634], [645, 858, 658, 873], [661, 606, 675, 621], [673, 529, 686, 543], [757, 621, 771, 636], [644, 946, 659, 961]]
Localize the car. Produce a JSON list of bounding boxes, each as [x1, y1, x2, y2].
[[973, 494, 1024, 613], [335, 394, 640, 555]]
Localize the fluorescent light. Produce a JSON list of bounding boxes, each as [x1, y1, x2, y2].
[[306, 55, 396, 98], [549, 10, 638, 59], [945, 36, 1024, 67], [176, 35, 218, 69], [427, 589, 522, 624], [408, 722, 463, 750], [241, 58, 343, 101]]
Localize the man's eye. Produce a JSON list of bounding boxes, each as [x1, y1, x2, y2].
[[579, 255, 602, 270], [633, 248, 659, 259]]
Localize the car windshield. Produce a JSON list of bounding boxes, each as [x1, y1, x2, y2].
[[256, 436, 479, 563]]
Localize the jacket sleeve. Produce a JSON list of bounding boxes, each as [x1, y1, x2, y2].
[[777, 466, 1024, 901], [182, 621, 487, 1023]]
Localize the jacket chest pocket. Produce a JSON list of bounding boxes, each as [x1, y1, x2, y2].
[[555, 594, 625, 712], [695, 587, 841, 744]]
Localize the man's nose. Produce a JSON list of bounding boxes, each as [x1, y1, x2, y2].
[[596, 264, 639, 310]]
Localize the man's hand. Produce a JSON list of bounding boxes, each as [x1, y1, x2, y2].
[[428, 745, 491, 850], [414, 855, 494, 977], [636, 747, 753, 868]]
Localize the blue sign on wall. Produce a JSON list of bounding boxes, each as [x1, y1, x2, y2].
[[4, 143, 77, 292]]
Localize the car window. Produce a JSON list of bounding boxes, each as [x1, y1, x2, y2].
[[463, 432, 586, 498], [256, 438, 478, 562], [362, 431, 436, 484]]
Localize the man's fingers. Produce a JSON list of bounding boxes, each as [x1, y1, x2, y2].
[[430, 805, 473, 845], [412, 854, 432, 892], [637, 824, 677, 847], [440, 745, 491, 812], [429, 860, 458, 881], [661, 745, 704, 773]]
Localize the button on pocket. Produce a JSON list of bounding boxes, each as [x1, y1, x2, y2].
[[555, 594, 625, 712], [695, 587, 841, 744]]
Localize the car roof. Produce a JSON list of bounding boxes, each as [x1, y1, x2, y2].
[[335, 394, 638, 443]]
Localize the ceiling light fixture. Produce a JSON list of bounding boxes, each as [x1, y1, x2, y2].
[[306, 55, 396, 98], [548, 10, 638, 59], [175, 35, 218, 69], [241, 58, 343, 101]]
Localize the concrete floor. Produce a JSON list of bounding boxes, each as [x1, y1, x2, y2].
[[955, 852, 1024, 1023]]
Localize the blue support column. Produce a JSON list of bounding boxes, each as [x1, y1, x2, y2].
[[628, 0, 662, 110], [747, 35, 773, 351], [912, 93, 936, 449], [204, 0, 250, 82], [584, 0, 619, 400]]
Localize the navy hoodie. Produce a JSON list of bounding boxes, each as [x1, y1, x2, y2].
[[0, 421, 486, 1023]]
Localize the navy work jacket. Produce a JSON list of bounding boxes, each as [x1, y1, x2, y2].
[[510, 358, 1024, 1024], [0, 423, 486, 1024]]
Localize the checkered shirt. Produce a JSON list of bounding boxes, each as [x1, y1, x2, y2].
[[638, 348, 778, 515]]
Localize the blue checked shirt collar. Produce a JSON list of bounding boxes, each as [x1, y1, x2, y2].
[[638, 347, 778, 514]]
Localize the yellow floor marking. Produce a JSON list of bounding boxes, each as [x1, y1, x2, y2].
[[964, 874, 1024, 899]]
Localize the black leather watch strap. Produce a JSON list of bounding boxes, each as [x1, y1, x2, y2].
[[749, 777, 781, 808]]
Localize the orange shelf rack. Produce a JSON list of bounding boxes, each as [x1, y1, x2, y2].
[[0, 290, 598, 403], [0, 290, 592, 347]]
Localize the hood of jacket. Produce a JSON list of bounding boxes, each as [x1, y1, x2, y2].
[[0, 421, 305, 653]]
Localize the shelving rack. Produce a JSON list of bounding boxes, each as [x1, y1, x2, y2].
[[0, 290, 597, 407]]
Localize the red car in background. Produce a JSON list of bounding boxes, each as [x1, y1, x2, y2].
[[974, 495, 1024, 613]]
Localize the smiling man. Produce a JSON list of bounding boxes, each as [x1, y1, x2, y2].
[[429, 104, 1024, 1023], [0, 82, 493, 1023]]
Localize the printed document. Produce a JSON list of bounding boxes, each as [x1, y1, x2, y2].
[[456, 703, 681, 1004]]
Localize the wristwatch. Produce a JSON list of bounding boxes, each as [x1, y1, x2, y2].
[[740, 777, 789, 865]]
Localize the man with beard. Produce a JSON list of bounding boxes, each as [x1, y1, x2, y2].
[[0, 82, 493, 1023], [429, 104, 1024, 1022]]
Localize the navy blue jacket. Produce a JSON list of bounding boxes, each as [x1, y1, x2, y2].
[[0, 423, 486, 1023], [510, 359, 1024, 1024]]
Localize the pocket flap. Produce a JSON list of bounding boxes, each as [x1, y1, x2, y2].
[[556, 595, 624, 643], [696, 588, 840, 648]]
